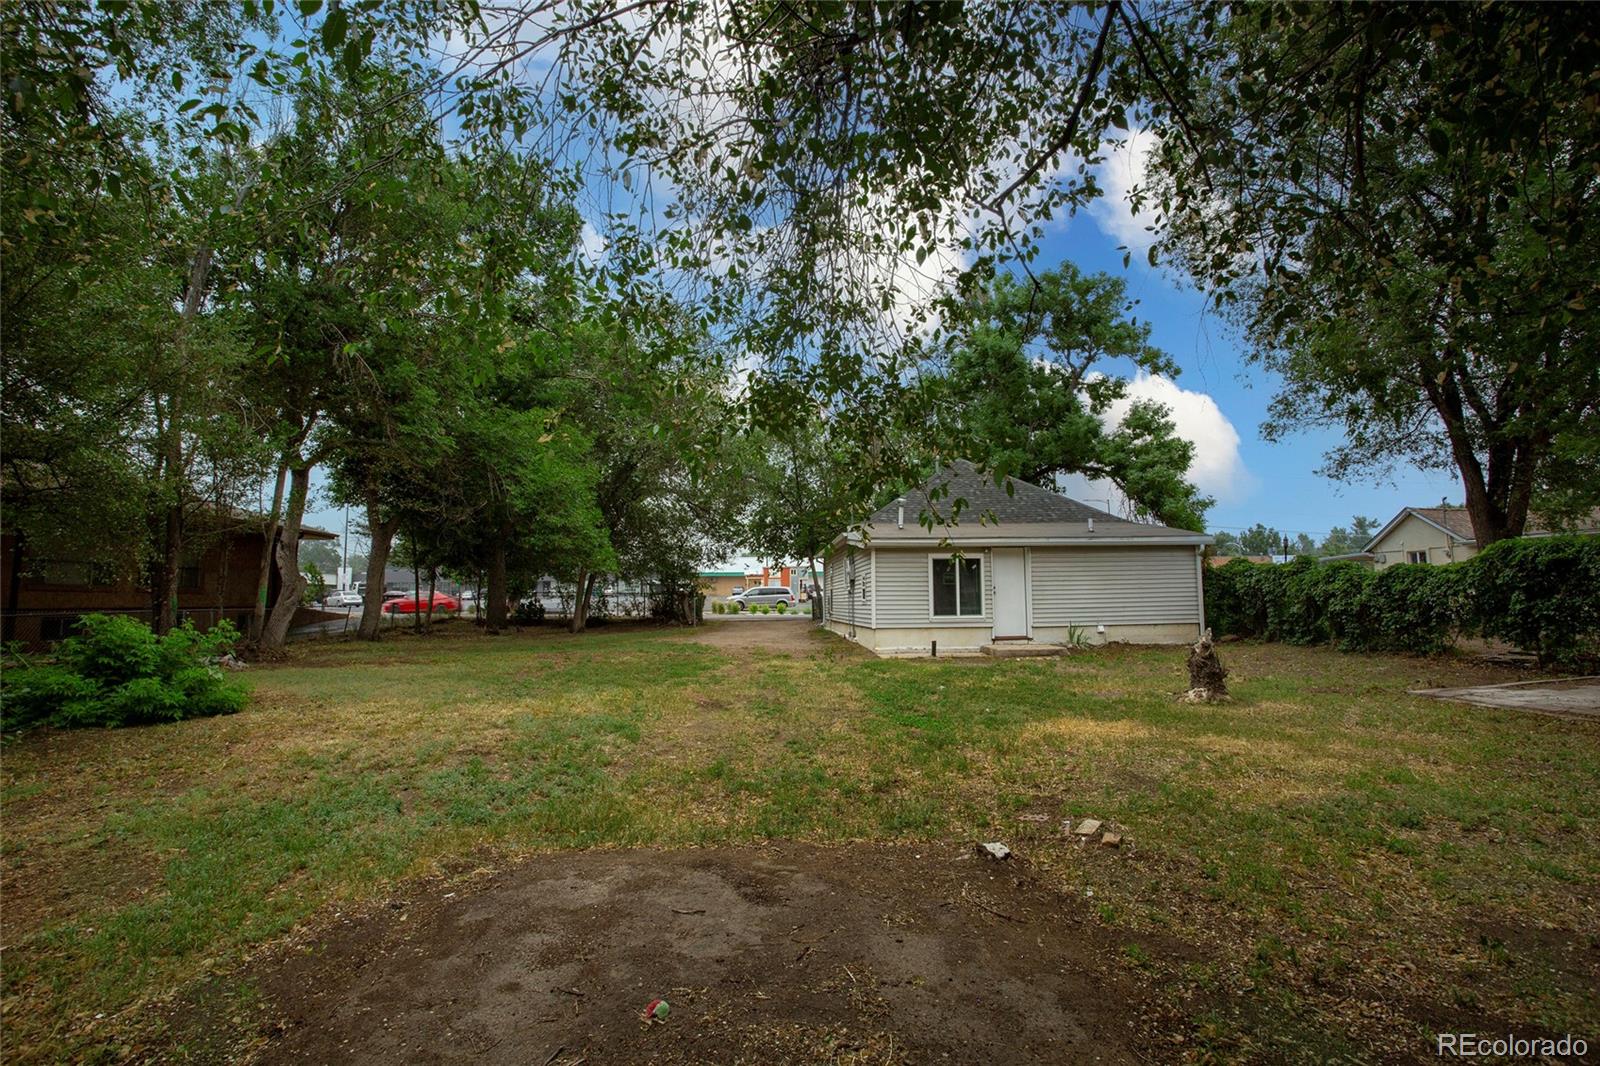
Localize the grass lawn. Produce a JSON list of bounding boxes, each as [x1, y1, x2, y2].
[[3, 623, 1597, 1062]]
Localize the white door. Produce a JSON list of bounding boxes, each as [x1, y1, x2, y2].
[[992, 549, 1028, 638]]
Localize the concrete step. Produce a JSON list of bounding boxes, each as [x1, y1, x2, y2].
[[980, 642, 1064, 658]]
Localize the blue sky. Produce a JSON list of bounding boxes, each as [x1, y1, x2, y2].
[[1044, 225, 1459, 541]]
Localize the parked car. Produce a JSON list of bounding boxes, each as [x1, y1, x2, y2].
[[382, 592, 460, 614], [730, 585, 797, 610], [324, 589, 363, 608], [729, 585, 745, 597]]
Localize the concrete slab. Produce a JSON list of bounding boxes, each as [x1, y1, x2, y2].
[[980, 643, 1065, 659], [1411, 677, 1600, 722]]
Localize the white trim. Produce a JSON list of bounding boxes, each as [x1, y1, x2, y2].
[[927, 551, 985, 621], [1362, 508, 1473, 553]]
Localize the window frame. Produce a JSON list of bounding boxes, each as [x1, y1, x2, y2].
[[1406, 550, 1428, 564], [928, 552, 984, 620]]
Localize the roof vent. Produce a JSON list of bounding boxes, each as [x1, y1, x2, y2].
[[897, 497, 906, 530], [1087, 517, 1095, 534]]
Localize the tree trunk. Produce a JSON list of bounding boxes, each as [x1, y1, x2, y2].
[[426, 565, 437, 633], [412, 551, 423, 635], [4, 531, 24, 643], [250, 458, 289, 641], [1182, 629, 1230, 704], [485, 530, 509, 633], [260, 463, 311, 651], [215, 526, 230, 628], [153, 498, 182, 634], [569, 569, 598, 633], [357, 493, 396, 641], [808, 556, 821, 622]]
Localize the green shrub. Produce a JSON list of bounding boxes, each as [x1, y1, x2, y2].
[[712, 602, 724, 615], [1203, 535, 1600, 664], [757, 605, 770, 614], [1, 614, 247, 730], [1365, 563, 1463, 655], [1467, 535, 1600, 668], [775, 602, 787, 614]]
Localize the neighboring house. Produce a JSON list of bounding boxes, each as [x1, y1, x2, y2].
[[1360, 505, 1600, 569], [698, 571, 747, 599], [0, 515, 338, 648], [823, 460, 1211, 656]]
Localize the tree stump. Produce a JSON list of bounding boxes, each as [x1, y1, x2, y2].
[[1181, 628, 1230, 703]]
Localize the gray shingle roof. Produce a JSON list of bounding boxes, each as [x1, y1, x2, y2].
[[867, 460, 1126, 527], [855, 460, 1210, 546]]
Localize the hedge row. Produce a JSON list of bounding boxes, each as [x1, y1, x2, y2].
[[1203, 534, 1600, 667]]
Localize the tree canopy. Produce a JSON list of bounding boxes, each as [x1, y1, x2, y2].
[[934, 264, 1211, 530]]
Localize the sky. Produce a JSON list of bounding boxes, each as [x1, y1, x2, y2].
[[297, 33, 1465, 559]]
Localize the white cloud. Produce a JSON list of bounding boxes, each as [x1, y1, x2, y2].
[[1088, 129, 1162, 252], [1111, 371, 1251, 502], [578, 219, 607, 265], [1054, 371, 1252, 516]]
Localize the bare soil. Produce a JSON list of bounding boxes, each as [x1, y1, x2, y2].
[[688, 617, 854, 655], [204, 843, 1152, 1065]]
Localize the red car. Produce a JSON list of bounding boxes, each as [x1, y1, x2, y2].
[[382, 592, 460, 614]]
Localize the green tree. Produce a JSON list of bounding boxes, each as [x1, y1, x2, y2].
[[558, 315, 746, 631], [299, 540, 340, 574], [1320, 517, 1379, 557], [1148, 4, 1600, 546], [936, 265, 1211, 530], [1236, 524, 1282, 558]]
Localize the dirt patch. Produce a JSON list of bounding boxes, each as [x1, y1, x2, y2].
[[686, 618, 862, 657], [194, 843, 1152, 1065]]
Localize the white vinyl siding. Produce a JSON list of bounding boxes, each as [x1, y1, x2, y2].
[[875, 549, 993, 626], [1030, 547, 1199, 626], [826, 547, 872, 625]]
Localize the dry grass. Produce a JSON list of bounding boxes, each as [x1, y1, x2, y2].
[[2, 623, 1597, 1062]]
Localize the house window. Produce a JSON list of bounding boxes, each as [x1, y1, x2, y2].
[[179, 563, 203, 590], [932, 555, 982, 617], [1406, 550, 1428, 564]]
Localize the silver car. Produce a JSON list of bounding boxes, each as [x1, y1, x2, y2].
[[732, 585, 796, 610]]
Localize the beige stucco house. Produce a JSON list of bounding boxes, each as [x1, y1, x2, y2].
[[823, 461, 1211, 657], [1357, 505, 1600, 569]]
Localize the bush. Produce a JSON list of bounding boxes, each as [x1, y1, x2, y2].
[[512, 599, 546, 625], [0, 614, 247, 730], [1202, 535, 1600, 665], [1467, 535, 1600, 667], [775, 602, 787, 614], [712, 602, 724, 615], [757, 605, 770, 614]]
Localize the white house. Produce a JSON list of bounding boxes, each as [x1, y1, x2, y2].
[[823, 461, 1211, 656], [1354, 505, 1600, 569]]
